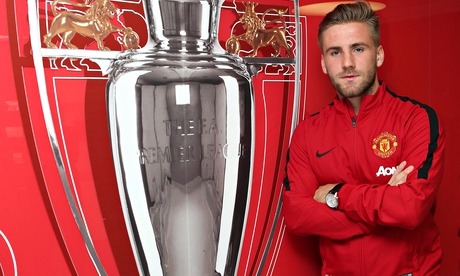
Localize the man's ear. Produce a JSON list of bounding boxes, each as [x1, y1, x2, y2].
[[321, 55, 327, 74], [377, 45, 384, 67]]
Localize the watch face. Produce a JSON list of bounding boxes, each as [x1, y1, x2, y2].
[[326, 193, 338, 208]]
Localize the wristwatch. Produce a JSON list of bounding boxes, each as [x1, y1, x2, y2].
[[325, 183, 344, 209]]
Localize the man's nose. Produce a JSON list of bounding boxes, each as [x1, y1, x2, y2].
[[342, 52, 355, 69]]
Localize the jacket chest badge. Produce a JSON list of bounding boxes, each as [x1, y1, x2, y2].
[[372, 131, 398, 158]]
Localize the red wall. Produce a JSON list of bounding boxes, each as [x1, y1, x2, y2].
[[304, 1, 460, 274]]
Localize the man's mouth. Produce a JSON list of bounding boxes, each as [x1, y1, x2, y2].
[[341, 74, 358, 81]]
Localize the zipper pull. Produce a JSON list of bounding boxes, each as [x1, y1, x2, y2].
[[351, 116, 357, 127]]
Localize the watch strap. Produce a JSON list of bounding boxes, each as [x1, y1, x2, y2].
[[329, 183, 344, 194]]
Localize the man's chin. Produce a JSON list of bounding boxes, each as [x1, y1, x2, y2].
[[337, 88, 361, 99]]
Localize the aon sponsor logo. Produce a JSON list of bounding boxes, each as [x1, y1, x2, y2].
[[376, 166, 396, 177]]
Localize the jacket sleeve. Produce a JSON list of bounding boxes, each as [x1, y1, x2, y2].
[[282, 122, 375, 241], [338, 106, 445, 229]]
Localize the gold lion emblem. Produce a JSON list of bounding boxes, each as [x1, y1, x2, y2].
[[43, 0, 139, 51], [226, 2, 291, 58]]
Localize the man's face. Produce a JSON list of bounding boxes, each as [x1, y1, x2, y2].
[[320, 22, 384, 99]]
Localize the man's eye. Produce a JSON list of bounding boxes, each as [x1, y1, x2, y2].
[[354, 47, 364, 53], [330, 51, 340, 56]]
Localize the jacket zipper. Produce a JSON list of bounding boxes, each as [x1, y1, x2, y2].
[[351, 116, 365, 275], [351, 116, 357, 127]]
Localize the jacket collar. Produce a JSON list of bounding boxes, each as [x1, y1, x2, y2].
[[333, 82, 387, 123]]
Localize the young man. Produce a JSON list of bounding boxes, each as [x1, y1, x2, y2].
[[282, 1, 445, 275]]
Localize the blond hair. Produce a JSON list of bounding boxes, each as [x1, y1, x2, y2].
[[318, 1, 380, 50]]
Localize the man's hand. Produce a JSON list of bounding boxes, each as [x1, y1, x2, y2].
[[388, 160, 414, 186], [314, 183, 339, 203]]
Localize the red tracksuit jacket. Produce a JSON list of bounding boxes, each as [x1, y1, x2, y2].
[[282, 83, 445, 275]]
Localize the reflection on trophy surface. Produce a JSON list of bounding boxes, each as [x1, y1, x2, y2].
[[106, 0, 253, 274], [141, 81, 226, 275]]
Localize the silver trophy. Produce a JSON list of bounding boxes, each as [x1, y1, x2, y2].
[[27, 0, 301, 274], [106, 0, 253, 275]]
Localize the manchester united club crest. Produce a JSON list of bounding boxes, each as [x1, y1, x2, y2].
[[372, 132, 398, 158]]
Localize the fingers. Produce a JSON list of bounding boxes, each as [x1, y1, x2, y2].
[[390, 160, 406, 180], [387, 161, 406, 185], [388, 161, 414, 186]]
